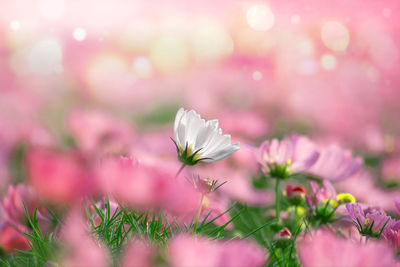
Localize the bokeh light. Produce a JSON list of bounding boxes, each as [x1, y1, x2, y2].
[[246, 4, 275, 31]]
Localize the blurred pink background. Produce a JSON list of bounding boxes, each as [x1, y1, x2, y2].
[[1, 0, 400, 152]]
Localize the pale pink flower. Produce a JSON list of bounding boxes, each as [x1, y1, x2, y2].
[[298, 230, 398, 267], [257, 134, 319, 178], [307, 145, 363, 181]]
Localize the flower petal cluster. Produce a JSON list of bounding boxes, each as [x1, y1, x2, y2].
[[307, 145, 363, 181], [257, 134, 319, 178], [173, 108, 240, 165], [346, 203, 393, 238]]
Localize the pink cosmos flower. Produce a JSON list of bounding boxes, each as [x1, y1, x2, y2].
[[25, 148, 96, 204], [168, 234, 267, 267], [257, 134, 319, 178], [1, 184, 47, 225], [298, 230, 398, 267], [307, 145, 363, 181], [346, 203, 393, 238], [308, 180, 337, 207], [0, 205, 30, 254]]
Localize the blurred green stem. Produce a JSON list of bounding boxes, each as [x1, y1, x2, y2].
[[275, 178, 281, 221], [193, 194, 204, 233]]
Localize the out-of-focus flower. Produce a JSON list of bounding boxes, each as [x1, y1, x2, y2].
[[336, 170, 398, 212], [67, 110, 134, 157], [2, 184, 45, 224], [172, 108, 240, 165], [307, 180, 354, 225], [383, 229, 400, 252], [307, 145, 363, 181], [60, 210, 110, 267], [25, 148, 95, 204], [96, 156, 200, 215], [308, 180, 337, 207], [189, 176, 226, 195], [285, 184, 306, 205], [121, 239, 153, 267], [346, 203, 393, 238], [257, 134, 319, 179], [168, 234, 266, 267], [274, 227, 292, 245], [0, 223, 30, 254], [382, 156, 400, 182], [298, 230, 397, 267]]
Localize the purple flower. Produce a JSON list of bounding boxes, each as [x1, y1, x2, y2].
[[257, 134, 319, 178], [346, 203, 392, 238]]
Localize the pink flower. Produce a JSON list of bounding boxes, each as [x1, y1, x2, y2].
[[257, 134, 319, 178], [298, 230, 398, 267], [60, 210, 110, 267], [307, 145, 363, 181], [0, 223, 30, 254], [121, 239, 153, 267], [96, 157, 200, 215], [25, 148, 96, 204], [168, 234, 267, 267], [67, 110, 134, 157], [383, 229, 400, 252], [2, 184, 47, 226], [308, 180, 337, 207], [346, 203, 393, 238]]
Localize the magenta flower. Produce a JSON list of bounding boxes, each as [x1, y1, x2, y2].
[[257, 134, 319, 179], [307, 145, 363, 181], [346, 203, 392, 238]]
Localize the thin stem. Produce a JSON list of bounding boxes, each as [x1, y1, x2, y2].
[[175, 163, 186, 178], [193, 194, 205, 233], [275, 178, 281, 221]]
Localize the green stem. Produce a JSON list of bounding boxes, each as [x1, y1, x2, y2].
[[175, 163, 186, 178], [193, 194, 205, 233], [275, 178, 281, 221]]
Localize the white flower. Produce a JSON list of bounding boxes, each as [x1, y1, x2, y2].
[[173, 108, 240, 165]]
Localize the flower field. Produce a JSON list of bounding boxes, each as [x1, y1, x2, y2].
[[1, 0, 400, 266]]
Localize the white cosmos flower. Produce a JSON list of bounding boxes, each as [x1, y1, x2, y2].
[[173, 108, 240, 165]]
